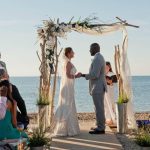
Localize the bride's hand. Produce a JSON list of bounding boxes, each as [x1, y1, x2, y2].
[[75, 72, 82, 78]]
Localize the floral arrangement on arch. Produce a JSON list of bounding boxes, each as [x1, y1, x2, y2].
[[37, 16, 100, 39]]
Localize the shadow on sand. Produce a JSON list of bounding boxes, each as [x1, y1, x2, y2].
[[51, 130, 123, 150]]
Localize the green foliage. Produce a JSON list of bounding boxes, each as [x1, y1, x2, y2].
[[136, 125, 150, 147], [37, 94, 50, 105], [117, 94, 129, 104], [136, 133, 150, 147], [29, 126, 49, 147]]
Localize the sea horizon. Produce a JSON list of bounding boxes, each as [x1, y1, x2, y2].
[[9, 76, 150, 113], [9, 75, 150, 77]]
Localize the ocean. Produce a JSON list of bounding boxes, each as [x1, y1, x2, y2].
[[10, 76, 150, 113]]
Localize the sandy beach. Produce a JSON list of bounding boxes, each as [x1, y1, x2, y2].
[[27, 112, 150, 149]]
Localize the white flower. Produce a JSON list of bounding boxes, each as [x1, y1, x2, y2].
[[83, 24, 87, 28], [53, 32, 58, 36], [49, 36, 55, 42], [47, 59, 50, 64], [47, 59, 54, 64], [68, 24, 72, 29], [43, 20, 49, 27], [46, 50, 50, 55], [58, 31, 65, 37], [37, 28, 43, 34], [59, 24, 65, 29], [56, 24, 59, 28], [49, 59, 53, 64], [45, 33, 48, 38], [46, 40, 51, 46], [75, 24, 79, 29], [51, 27, 55, 32], [44, 26, 49, 30], [63, 26, 69, 32], [46, 45, 52, 50], [46, 39, 55, 48]]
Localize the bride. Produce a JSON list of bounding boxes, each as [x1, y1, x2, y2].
[[51, 47, 81, 137]]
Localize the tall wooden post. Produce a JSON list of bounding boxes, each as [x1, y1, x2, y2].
[[114, 45, 123, 98], [50, 37, 58, 123], [38, 38, 51, 130], [49, 37, 63, 123], [114, 44, 127, 133]]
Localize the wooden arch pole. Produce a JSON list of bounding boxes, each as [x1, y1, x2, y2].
[[50, 37, 63, 123], [37, 38, 51, 130]]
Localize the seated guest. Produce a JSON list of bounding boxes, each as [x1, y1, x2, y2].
[[0, 70, 29, 129], [0, 80, 28, 140]]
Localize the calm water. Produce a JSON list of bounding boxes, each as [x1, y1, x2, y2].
[[10, 76, 150, 113]]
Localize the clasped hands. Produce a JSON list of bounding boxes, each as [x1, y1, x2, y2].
[[75, 72, 86, 78]]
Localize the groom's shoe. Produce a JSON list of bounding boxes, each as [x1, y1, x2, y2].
[[89, 130, 105, 134], [90, 127, 97, 130]]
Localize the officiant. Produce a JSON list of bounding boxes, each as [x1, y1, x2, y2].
[[104, 61, 117, 125]]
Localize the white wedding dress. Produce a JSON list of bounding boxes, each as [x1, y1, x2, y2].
[[51, 57, 80, 137], [104, 71, 116, 124]]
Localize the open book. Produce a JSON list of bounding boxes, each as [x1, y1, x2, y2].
[[106, 75, 117, 83]]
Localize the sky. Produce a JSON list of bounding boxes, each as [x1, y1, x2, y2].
[[0, 0, 150, 76]]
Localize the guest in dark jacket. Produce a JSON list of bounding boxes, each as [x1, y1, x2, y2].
[[10, 83, 29, 129]]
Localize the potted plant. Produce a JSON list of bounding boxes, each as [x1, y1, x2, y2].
[[28, 126, 50, 150], [116, 94, 128, 134], [114, 45, 129, 134], [37, 94, 50, 130], [37, 94, 50, 106]]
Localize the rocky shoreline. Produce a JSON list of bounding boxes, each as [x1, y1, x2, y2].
[[28, 112, 150, 124]]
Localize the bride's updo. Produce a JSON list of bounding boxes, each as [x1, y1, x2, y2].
[[64, 47, 72, 58]]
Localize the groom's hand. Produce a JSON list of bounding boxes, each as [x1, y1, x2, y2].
[[81, 74, 86, 77]]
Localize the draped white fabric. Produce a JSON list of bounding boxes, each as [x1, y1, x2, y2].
[[120, 28, 137, 129], [73, 23, 124, 36]]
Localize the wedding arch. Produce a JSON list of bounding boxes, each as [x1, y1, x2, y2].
[[36, 16, 139, 132]]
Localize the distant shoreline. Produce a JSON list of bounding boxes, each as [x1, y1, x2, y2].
[[10, 75, 150, 77]]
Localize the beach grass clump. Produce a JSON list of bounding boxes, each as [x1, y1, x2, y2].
[[28, 125, 51, 148], [37, 94, 50, 105], [136, 126, 150, 147], [136, 133, 150, 147], [117, 94, 129, 104]]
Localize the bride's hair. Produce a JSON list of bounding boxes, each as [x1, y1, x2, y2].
[[64, 47, 72, 58]]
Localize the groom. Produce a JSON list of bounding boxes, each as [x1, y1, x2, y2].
[[81, 43, 107, 134]]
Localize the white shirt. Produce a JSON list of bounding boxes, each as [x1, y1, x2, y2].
[[0, 96, 7, 120]]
